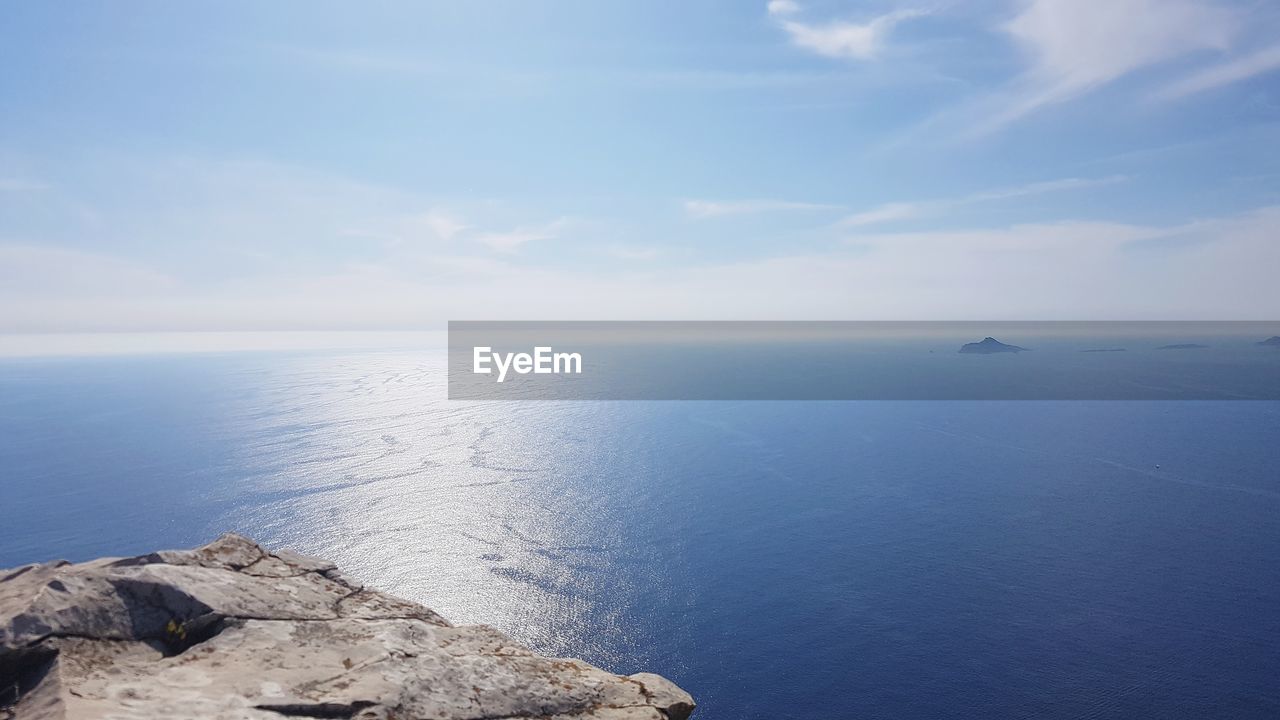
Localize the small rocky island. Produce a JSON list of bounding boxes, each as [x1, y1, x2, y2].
[[1258, 336, 1280, 347], [0, 534, 695, 720], [1157, 343, 1209, 350], [958, 337, 1028, 354]]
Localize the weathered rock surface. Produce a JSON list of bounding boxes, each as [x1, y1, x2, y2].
[[0, 534, 694, 720]]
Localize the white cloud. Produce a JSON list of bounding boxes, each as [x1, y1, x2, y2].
[[991, 0, 1238, 128], [684, 198, 840, 219], [841, 202, 920, 227], [840, 175, 1127, 227], [5, 152, 1275, 334], [848, 218, 1160, 251], [766, 0, 800, 17], [965, 175, 1126, 201], [1152, 44, 1280, 101], [472, 218, 568, 253], [352, 209, 566, 254], [6, 206, 1279, 331], [873, 0, 1280, 144], [769, 2, 928, 61], [421, 211, 470, 241], [605, 245, 662, 261]]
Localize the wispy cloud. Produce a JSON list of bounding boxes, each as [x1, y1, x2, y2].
[[2, 152, 1275, 328], [841, 202, 920, 227], [10, 206, 1276, 330], [860, 0, 1280, 146], [684, 198, 841, 219], [605, 245, 663, 261], [473, 218, 568, 253], [961, 175, 1128, 202], [767, 1, 929, 61], [420, 210, 470, 242], [1152, 44, 1280, 102], [986, 0, 1238, 131], [841, 175, 1127, 227], [349, 209, 567, 254], [766, 0, 800, 16]]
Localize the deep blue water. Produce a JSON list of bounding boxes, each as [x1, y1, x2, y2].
[[2, 350, 1279, 719]]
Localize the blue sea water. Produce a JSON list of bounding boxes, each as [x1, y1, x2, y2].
[[2, 349, 1279, 719]]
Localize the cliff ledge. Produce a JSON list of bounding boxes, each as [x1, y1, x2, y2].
[[0, 534, 694, 720]]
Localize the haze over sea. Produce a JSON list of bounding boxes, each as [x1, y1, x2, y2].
[[2, 341, 1279, 719]]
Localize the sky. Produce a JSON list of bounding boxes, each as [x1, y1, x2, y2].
[[2, 0, 1280, 332]]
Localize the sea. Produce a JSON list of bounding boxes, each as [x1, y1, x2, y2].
[[2, 341, 1278, 719]]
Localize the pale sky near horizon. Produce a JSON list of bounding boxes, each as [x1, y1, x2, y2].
[[2, 0, 1280, 332]]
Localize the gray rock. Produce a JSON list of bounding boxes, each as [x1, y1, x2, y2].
[[0, 534, 694, 720]]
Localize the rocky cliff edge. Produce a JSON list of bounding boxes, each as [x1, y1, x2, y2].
[[0, 534, 694, 720]]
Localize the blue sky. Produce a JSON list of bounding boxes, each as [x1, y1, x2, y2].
[[2, 0, 1279, 330]]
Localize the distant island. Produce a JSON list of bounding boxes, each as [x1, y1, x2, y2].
[[959, 337, 1028, 354], [1081, 348, 1127, 353], [1157, 343, 1209, 350], [1258, 336, 1280, 347]]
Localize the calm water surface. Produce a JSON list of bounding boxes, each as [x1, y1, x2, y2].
[[2, 350, 1278, 719]]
